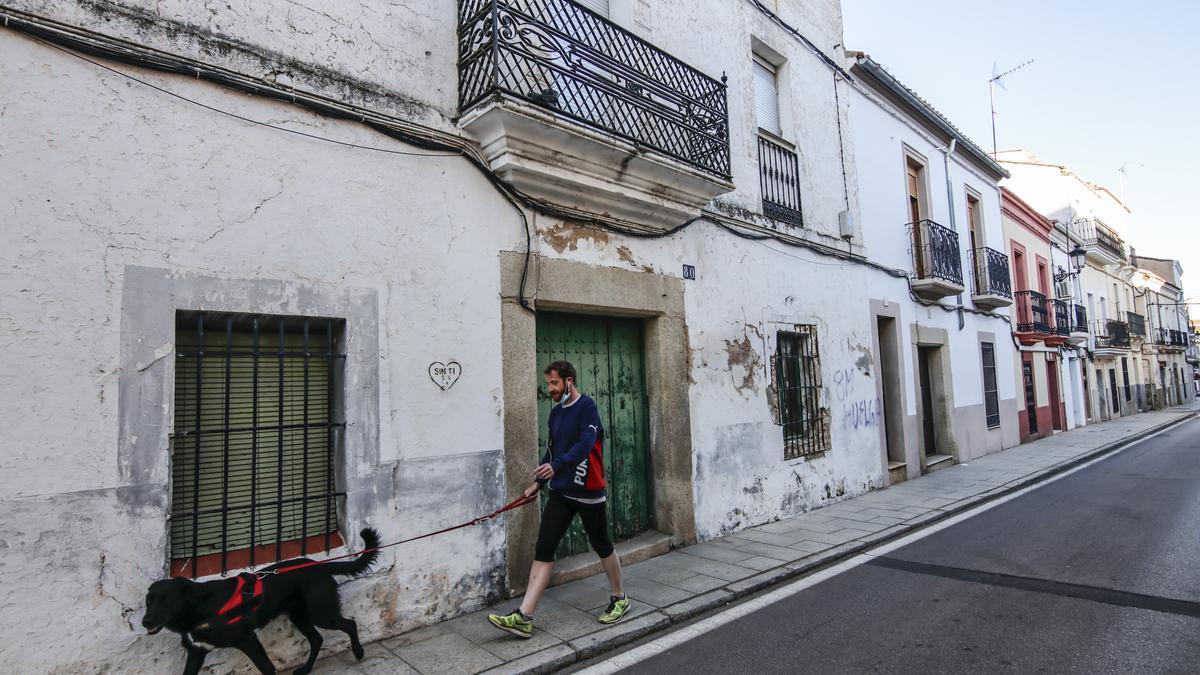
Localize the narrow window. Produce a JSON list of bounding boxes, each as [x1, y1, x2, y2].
[[776, 327, 829, 459], [753, 55, 781, 136], [906, 155, 928, 276], [1122, 357, 1131, 401], [170, 312, 345, 578], [965, 191, 983, 253], [575, 0, 609, 16], [981, 342, 1000, 428], [754, 52, 802, 226]]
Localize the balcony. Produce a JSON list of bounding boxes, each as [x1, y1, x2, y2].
[[969, 247, 1013, 309], [1126, 312, 1146, 339], [1154, 328, 1189, 351], [1047, 298, 1071, 346], [758, 135, 804, 226], [1014, 290, 1050, 339], [1070, 218, 1126, 265], [1068, 304, 1088, 345], [457, 0, 733, 229], [1094, 319, 1131, 353], [910, 220, 964, 299]]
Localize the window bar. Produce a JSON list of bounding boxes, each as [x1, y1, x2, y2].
[[325, 319, 334, 553], [249, 318, 259, 568], [301, 318, 310, 556], [191, 314, 203, 579], [804, 334, 817, 453], [276, 319, 285, 563], [221, 316, 232, 575]]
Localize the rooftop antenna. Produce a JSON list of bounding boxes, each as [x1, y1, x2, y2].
[[988, 58, 1034, 158]]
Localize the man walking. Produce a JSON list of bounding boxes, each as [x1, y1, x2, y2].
[[488, 360, 630, 638]]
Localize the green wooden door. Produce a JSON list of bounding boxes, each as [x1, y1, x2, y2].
[[536, 313, 653, 558]]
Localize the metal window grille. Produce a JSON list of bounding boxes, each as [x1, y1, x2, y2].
[[776, 328, 829, 459], [981, 342, 1000, 428], [758, 135, 804, 226], [170, 312, 346, 578]]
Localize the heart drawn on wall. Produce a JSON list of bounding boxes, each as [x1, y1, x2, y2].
[[428, 361, 462, 391]]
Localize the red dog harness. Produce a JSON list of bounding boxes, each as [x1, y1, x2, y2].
[[216, 572, 264, 626]]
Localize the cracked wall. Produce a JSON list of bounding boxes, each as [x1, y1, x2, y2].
[[0, 34, 522, 673]]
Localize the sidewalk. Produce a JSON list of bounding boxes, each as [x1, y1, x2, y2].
[[318, 404, 1199, 675]]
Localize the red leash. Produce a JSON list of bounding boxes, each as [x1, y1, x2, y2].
[[262, 493, 539, 577]]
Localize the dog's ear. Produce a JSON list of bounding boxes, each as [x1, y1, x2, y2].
[[172, 577, 201, 600]]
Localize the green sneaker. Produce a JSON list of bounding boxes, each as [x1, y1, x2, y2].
[[598, 595, 631, 624], [487, 609, 533, 639]]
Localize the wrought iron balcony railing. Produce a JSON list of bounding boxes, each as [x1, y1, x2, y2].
[[1052, 298, 1071, 336], [1070, 218, 1125, 262], [1073, 304, 1088, 333], [758, 135, 803, 226], [1015, 290, 1050, 334], [970, 247, 1012, 298], [458, 0, 731, 177], [910, 220, 963, 286], [1094, 220, 1125, 260], [1155, 328, 1189, 348], [1126, 312, 1146, 337], [1095, 319, 1131, 349]]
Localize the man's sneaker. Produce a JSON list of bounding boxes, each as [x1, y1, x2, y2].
[[598, 595, 631, 624], [487, 609, 533, 639]]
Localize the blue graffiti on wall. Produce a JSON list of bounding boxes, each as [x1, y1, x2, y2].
[[842, 397, 881, 431], [832, 365, 880, 431]]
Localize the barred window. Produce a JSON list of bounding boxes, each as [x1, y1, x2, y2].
[[776, 327, 829, 459], [981, 342, 1000, 428], [170, 312, 345, 578]]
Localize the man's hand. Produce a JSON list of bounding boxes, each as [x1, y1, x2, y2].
[[535, 463, 554, 481], [523, 482, 541, 499]]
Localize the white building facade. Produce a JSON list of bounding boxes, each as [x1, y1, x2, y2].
[[846, 55, 1021, 483], [0, 1, 900, 672], [1000, 150, 1191, 424]]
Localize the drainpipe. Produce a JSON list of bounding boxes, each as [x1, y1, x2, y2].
[[936, 138, 965, 330]]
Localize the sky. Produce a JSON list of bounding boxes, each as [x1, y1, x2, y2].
[[842, 0, 1200, 299]]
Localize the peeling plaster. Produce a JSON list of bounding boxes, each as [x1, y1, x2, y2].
[[723, 332, 763, 396], [542, 221, 610, 254]]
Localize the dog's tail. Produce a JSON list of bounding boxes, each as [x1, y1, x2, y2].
[[319, 527, 381, 578]]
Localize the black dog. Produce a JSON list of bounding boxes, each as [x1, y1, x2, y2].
[[142, 528, 381, 675]]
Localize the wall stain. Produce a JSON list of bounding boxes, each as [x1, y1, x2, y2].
[[543, 221, 610, 253], [742, 475, 764, 496], [617, 245, 636, 264]]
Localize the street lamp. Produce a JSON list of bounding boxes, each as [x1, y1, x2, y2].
[[1054, 245, 1087, 282]]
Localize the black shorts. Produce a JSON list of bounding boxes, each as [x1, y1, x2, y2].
[[534, 491, 614, 562]]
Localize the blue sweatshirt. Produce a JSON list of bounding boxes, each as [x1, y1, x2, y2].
[[539, 394, 607, 499]]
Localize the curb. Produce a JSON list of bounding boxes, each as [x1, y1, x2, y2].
[[520, 409, 1200, 674]]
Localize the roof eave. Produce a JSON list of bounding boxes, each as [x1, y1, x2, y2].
[[854, 58, 1009, 182]]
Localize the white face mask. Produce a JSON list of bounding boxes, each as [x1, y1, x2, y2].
[[557, 383, 571, 405]]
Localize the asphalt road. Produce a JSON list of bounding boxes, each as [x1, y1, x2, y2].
[[618, 417, 1200, 674]]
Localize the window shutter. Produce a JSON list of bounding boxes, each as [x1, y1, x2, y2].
[[575, 0, 609, 17], [753, 57, 781, 136], [171, 321, 337, 567]]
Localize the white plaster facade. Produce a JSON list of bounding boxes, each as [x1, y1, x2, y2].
[[0, 1, 895, 672], [845, 55, 1021, 481], [1000, 151, 1192, 424]]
